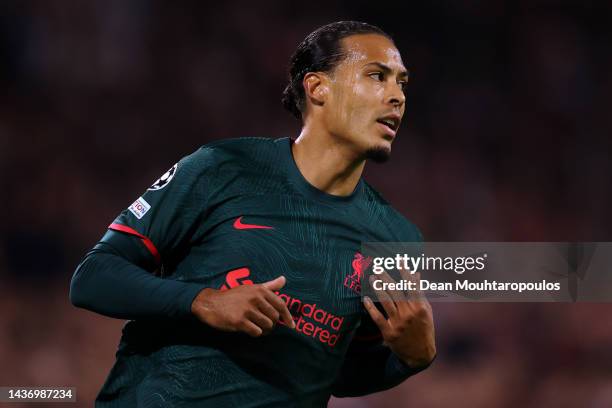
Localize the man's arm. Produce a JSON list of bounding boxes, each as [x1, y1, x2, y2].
[[70, 230, 205, 320], [70, 151, 211, 320], [332, 269, 436, 397], [70, 230, 294, 334], [331, 334, 434, 397], [361, 270, 436, 368], [70, 147, 294, 335]]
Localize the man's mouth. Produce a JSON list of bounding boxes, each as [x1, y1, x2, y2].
[[376, 114, 401, 137]]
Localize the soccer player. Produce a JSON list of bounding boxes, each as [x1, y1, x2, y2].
[[70, 21, 435, 407]]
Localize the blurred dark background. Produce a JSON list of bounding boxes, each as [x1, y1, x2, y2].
[[1, 1, 612, 407]]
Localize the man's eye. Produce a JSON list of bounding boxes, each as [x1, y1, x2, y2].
[[399, 81, 408, 91], [369, 72, 384, 81]]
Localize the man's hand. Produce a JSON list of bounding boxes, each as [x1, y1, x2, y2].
[[363, 269, 436, 368], [191, 276, 295, 337]]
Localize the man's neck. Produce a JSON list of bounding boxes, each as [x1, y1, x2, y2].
[[291, 123, 366, 197]]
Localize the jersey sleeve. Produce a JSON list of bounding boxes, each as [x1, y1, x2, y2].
[[330, 309, 432, 397], [70, 147, 220, 320], [105, 147, 217, 270]]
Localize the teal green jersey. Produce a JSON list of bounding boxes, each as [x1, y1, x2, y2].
[[90, 137, 423, 407]]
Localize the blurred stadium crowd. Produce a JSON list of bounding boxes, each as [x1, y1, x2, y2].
[[1, 1, 611, 407]]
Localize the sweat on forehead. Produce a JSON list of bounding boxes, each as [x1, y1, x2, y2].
[[338, 34, 404, 69]]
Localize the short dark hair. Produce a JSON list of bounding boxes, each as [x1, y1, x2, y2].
[[281, 21, 392, 119]]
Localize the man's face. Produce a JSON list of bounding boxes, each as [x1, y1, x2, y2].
[[322, 34, 408, 162]]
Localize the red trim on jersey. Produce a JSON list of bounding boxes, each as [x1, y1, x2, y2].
[[108, 223, 161, 264]]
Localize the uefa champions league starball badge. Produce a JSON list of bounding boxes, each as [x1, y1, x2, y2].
[[148, 163, 177, 190]]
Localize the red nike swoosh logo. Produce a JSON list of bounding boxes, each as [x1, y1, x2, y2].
[[233, 216, 274, 230]]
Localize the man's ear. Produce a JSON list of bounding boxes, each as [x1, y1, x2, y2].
[[303, 72, 329, 107]]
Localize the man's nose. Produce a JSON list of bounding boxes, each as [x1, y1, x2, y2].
[[387, 85, 405, 107]]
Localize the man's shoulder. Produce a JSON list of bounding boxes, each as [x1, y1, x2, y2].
[[200, 136, 279, 150], [199, 137, 280, 158], [182, 137, 282, 173], [197, 137, 280, 164], [361, 181, 423, 242]]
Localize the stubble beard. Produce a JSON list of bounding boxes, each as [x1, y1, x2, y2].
[[365, 145, 391, 163]]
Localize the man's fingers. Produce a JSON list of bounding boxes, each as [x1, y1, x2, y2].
[[396, 270, 426, 303], [261, 276, 286, 291], [397, 265, 414, 282], [408, 271, 426, 302], [241, 320, 264, 337], [377, 271, 408, 303], [369, 275, 398, 317], [245, 310, 275, 334], [256, 297, 281, 323], [260, 276, 295, 327], [363, 296, 388, 333], [263, 290, 295, 328]]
